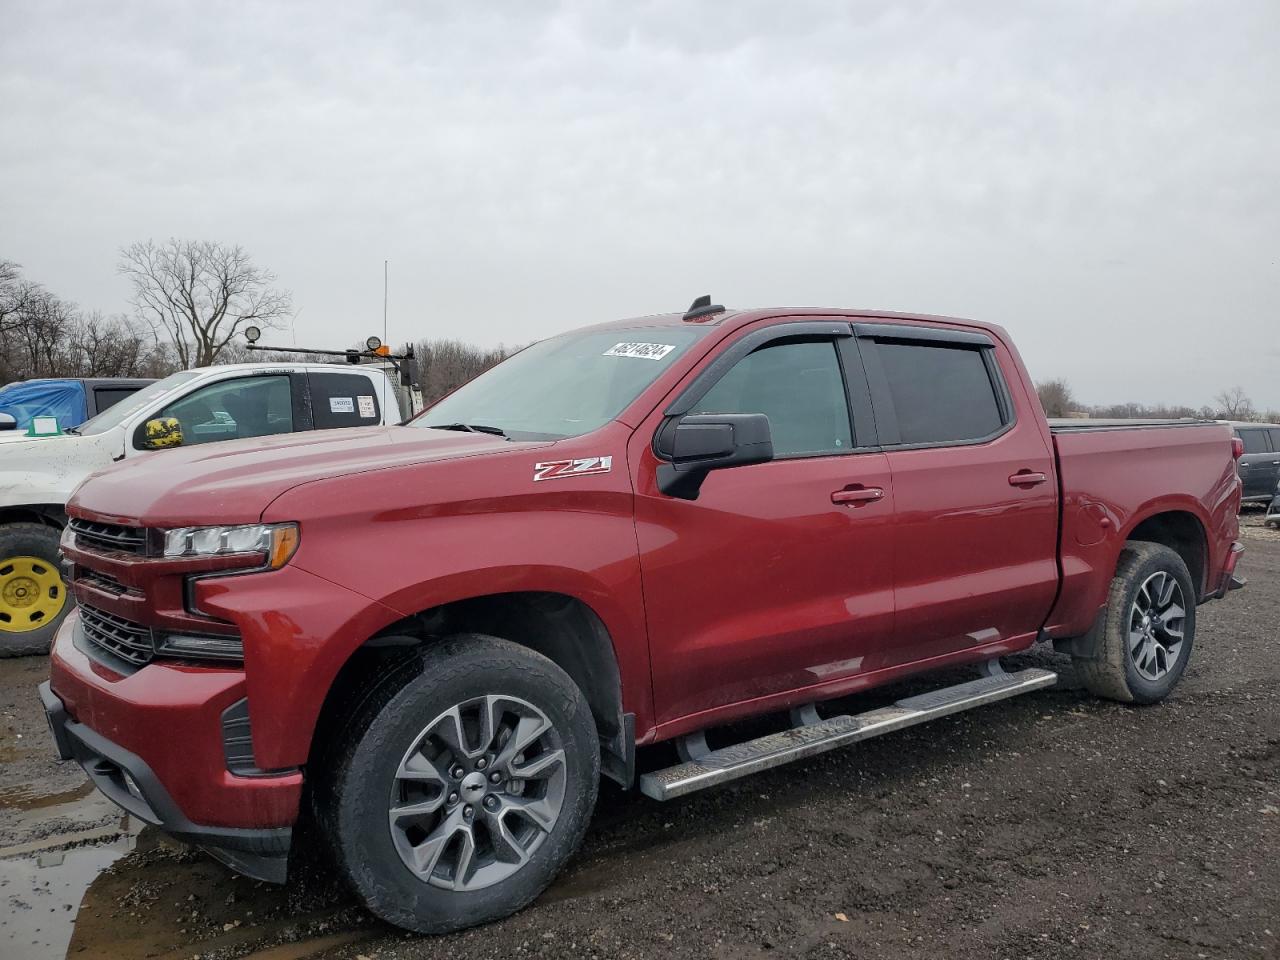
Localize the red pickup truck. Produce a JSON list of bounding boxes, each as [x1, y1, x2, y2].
[[41, 303, 1245, 933]]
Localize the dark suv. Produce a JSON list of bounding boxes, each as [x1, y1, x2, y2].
[[1230, 422, 1280, 504]]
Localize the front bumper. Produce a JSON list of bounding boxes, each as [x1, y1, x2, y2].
[[43, 613, 302, 882]]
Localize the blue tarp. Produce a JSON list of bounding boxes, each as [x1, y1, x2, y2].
[[0, 379, 87, 432]]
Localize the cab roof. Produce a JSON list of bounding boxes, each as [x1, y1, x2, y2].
[[579, 306, 1004, 339]]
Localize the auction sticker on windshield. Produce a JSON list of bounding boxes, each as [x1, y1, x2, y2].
[[603, 342, 675, 361], [330, 397, 354, 413]]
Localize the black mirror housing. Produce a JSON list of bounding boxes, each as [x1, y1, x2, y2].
[[656, 413, 773, 499]]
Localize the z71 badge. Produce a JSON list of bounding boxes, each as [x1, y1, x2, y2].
[[533, 456, 613, 482]]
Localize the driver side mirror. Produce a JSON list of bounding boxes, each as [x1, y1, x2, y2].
[[140, 417, 185, 450], [0, 413, 15, 431], [654, 413, 773, 500]]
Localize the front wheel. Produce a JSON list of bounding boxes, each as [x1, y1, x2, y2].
[[319, 635, 600, 934], [0, 522, 71, 657], [1074, 542, 1196, 704]]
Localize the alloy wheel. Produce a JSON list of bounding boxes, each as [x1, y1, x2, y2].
[[1128, 571, 1186, 682], [388, 694, 567, 891]]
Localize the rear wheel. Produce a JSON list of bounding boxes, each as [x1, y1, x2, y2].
[[1074, 542, 1196, 704], [0, 523, 70, 657], [319, 635, 599, 933]]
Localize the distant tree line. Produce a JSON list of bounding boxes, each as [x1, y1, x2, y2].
[[1036, 378, 1280, 423], [5, 247, 1276, 421]]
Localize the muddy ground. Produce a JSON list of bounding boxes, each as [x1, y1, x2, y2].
[[2, 517, 1277, 960]]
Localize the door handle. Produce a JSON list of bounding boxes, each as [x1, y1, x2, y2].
[[832, 486, 884, 505], [1008, 471, 1048, 487]]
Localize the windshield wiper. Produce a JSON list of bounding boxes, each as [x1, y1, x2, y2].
[[63, 426, 81, 435], [426, 422, 509, 438]]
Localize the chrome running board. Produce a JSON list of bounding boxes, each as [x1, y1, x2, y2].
[[639, 666, 1057, 801]]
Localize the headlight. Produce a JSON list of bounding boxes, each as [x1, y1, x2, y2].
[[162, 522, 299, 569]]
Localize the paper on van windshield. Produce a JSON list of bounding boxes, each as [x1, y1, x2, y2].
[[603, 342, 675, 361], [357, 396, 376, 418], [330, 397, 355, 413]]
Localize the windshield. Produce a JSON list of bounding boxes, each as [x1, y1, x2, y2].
[[76, 371, 201, 435], [411, 327, 707, 440]]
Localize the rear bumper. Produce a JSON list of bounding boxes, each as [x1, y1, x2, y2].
[[44, 613, 302, 882], [1209, 541, 1246, 600]]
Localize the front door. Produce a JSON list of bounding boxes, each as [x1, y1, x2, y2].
[[630, 323, 896, 727]]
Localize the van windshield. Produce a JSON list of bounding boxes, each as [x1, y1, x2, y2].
[[410, 327, 707, 440], [77, 372, 201, 435]]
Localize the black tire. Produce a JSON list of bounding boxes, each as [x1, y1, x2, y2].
[[318, 634, 600, 934], [0, 522, 72, 658], [1073, 542, 1196, 704]]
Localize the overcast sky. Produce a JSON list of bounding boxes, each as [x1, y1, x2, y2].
[[2, 1, 1277, 409]]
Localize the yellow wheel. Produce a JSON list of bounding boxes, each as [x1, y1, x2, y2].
[[0, 555, 67, 634], [0, 523, 74, 656]]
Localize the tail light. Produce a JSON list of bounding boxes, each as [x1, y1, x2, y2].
[[1231, 437, 1244, 460]]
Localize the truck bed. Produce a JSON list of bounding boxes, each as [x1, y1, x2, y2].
[[1045, 418, 1240, 638]]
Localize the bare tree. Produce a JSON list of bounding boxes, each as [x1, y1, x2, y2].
[[0, 260, 22, 336], [1214, 386, 1255, 420], [1035, 378, 1076, 418], [118, 239, 293, 368]]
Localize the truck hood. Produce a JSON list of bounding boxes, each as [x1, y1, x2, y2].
[[68, 426, 547, 527], [0, 430, 124, 507]]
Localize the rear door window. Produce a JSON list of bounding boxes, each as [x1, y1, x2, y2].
[[1268, 429, 1280, 452], [309, 372, 382, 430], [873, 341, 1006, 445]]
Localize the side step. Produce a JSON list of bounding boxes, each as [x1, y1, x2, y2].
[[639, 666, 1057, 801]]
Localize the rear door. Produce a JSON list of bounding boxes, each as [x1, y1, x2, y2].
[[1236, 427, 1275, 500], [856, 323, 1059, 667]]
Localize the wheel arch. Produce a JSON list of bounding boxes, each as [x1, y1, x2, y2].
[[1122, 507, 1209, 600], [311, 590, 633, 788], [0, 504, 67, 529]]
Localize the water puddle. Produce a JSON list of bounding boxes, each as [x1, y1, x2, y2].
[[0, 824, 137, 960], [0, 799, 393, 960], [0, 780, 96, 812]]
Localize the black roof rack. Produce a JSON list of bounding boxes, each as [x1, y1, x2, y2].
[[682, 294, 726, 322]]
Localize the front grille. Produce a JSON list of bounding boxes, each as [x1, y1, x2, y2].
[[76, 568, 132, 597], [79, 602, 154, 667], [69, 519, 148, 556]]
